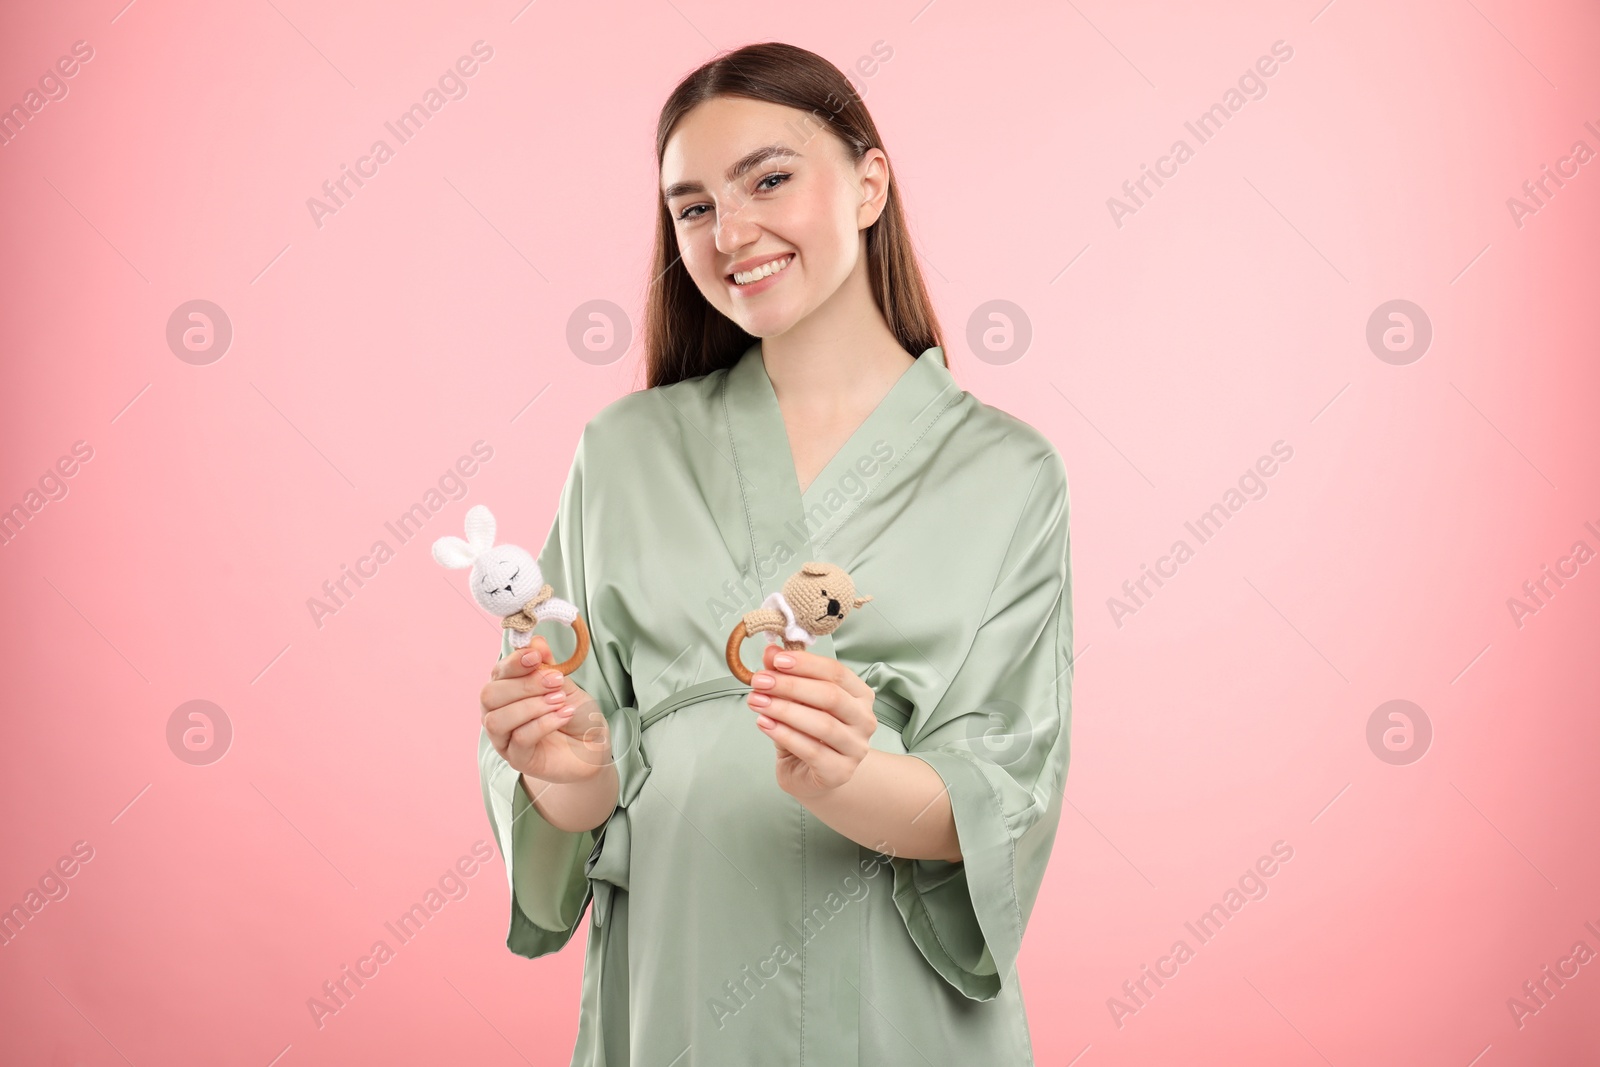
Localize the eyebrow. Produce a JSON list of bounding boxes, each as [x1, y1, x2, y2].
[[662, 144, 801, 202]]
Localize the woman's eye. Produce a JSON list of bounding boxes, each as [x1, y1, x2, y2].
[[673, 173, 789, 222]]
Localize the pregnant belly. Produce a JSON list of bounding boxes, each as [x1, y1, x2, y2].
[[621, 694, 809, 1003], [631, 692, 803, 873]]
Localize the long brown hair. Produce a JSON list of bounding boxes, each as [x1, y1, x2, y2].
[[641, 41, 943, 389]]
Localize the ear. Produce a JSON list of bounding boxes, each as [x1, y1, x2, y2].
[[464, 505, 496, 552], [800, 561, 830, 576], [432, 535, 477, 569], [853, 594, 873, 607]]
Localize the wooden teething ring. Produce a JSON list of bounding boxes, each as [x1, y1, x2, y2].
[[725, 620, 808, 685], [545, 615, 592, 675]]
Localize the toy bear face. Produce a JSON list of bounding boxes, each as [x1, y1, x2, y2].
[[782, 561, 872, 637], [471, 545, 541, 616]]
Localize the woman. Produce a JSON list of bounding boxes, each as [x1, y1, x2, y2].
[[476, 41, 1073, 1066]]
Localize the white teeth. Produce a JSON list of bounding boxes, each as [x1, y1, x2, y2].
[[732, 254, 793, 285]]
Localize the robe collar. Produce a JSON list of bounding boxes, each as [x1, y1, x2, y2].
[[725, 340, 956, 499], [719, 339, 963, 585]]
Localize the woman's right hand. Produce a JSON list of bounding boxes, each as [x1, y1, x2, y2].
[[481, 635, 612, 784]]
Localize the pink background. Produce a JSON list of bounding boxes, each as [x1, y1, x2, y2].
[[3, 0, 1598, 1064]]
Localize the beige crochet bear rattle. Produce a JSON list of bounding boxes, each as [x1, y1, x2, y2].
[[725, 562, 872, 684]]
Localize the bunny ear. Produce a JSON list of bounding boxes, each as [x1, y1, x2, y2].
[[432, 535, 478, 569], [464, 505, 496, 552]]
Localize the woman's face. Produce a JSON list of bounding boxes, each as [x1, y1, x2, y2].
[[660, 96, 885, 338]]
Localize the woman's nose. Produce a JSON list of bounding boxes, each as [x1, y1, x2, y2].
[[714, 202, 761, 252]]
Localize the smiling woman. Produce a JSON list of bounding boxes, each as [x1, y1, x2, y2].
[[647, 68, 942, 391], [474, 41, 1074, 1067]]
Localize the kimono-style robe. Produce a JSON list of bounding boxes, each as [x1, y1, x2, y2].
[[477, 341, 1074, 1066]]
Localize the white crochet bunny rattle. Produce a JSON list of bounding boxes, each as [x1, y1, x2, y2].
[[432, 504, 591, 674]]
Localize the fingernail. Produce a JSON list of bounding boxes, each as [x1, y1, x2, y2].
[[774, 653, 794, 668], [756, 714, 775, 728], [556, 708, 574, 718], [748, 692, 771, 707], [546, 691, 566, 703], [521, 654, 538, 666], [542, 671, 562, 685], [752, 673, 775, 688]]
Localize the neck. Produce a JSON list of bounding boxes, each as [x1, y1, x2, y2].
[[758, 241, 914, 411]]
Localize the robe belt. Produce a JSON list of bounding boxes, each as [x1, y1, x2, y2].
[[584, 676, 915, 930]]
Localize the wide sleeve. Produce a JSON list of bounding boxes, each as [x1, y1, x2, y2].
[[477, 425, 639, 959], [896, 446, 1074, 1001]]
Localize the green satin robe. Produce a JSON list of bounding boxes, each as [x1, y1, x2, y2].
[[477, 341, 1074, 1066]]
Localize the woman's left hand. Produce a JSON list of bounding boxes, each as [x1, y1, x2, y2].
[[747, 644, 878, 799]]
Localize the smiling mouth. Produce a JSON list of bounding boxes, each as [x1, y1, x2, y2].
[[729, 254, 795, 286]]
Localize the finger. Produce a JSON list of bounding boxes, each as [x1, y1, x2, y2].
[[485, 689, 572, 741], [508, 703, 575, 752], [757, 713, 844, 774], [752, 697, 861, 759], [484, 698, 537, 745], [529, 694, 612, 769], [480, 668, 568, 715], [528, 658, 588, 702], [751, 670, 846, 718], [551, 671, 587, 702], [493, 636, 556, 680], [750, 665, 875, 733], [762, 645, 874, 703]]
